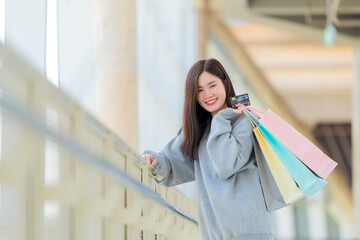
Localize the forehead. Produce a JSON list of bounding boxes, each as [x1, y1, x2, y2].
[[198, 72, 221, 87]]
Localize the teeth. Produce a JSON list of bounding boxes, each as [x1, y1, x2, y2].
[[207, 99, 216, 104]]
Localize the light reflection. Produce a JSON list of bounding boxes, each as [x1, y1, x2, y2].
[[44, 200, 60, 221], [45, 108, 59, 186]]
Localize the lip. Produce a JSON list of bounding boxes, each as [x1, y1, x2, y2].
[[206, 99, 217, 106]]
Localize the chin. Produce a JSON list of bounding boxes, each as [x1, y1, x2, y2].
[[208, 107, 222, 114], [202, 103, 223, 113]]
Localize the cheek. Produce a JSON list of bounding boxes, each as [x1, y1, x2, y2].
[[215, 87, 225, 97], [217, 88, 227, 103], [220, 86, 227, 97], [197, 92, 204, 102]]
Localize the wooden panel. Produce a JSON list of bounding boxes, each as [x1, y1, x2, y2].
[[245, 44, 352, 68], [229, 23, 314, 44], [265, 67, 353, 92], [229, 22, 353, 124]]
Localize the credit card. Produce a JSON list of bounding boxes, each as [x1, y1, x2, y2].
[[230, 93, 250, 108]]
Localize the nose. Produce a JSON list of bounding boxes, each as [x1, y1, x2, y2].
[[204, 89, 213, 99]]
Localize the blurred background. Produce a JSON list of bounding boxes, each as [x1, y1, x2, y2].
[[0, 0, 359, 239]]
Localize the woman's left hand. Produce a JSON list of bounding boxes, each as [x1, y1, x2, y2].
[[232, 103, 243, 116]]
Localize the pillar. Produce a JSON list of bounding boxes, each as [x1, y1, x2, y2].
[[307, 193, 328, 239], [353, 48, 360, 238], [93, 0, 138, 150], [195, 0, 209, 60], [273, 205, 296, 239]]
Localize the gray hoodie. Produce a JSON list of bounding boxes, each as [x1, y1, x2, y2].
[[143, 108, 275, 240]]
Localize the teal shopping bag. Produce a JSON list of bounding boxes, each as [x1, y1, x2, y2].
[[258, 125, 327, 196]]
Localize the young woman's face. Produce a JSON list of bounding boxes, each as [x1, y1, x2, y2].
[[197, 71, 227, 116]]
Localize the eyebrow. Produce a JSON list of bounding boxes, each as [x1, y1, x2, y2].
[[198, 80, 216, 88]]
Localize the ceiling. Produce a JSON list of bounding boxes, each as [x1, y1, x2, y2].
[[223, 0, 360, 45], [228, 22, 353, 126], [207, 0, 359, 127]]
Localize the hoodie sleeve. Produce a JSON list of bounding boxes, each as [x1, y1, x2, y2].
[[142, 132, 195, 187], [207, 108, 254, 179]]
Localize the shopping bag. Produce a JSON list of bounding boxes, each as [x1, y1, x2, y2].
[[253, 127, 304, 204], [258, 124, 327, 196], [244, 107, 337, 179], [252, 133, 288, 211]]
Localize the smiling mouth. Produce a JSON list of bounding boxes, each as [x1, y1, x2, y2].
[[206, 99, 217, 106]]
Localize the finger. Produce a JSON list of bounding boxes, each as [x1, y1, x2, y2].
[[150, 158, 157, 166], [236, 103, 244, 106], [143, 155, 152, 164]]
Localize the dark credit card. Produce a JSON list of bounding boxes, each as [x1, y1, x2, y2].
[[230, 93, 250, 108]]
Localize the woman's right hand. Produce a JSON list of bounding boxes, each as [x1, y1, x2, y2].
[[142, 154, 157, 166], [232, 103, 244, 116]]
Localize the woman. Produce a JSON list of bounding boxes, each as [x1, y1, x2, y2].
[[142, 58, 274, 240]]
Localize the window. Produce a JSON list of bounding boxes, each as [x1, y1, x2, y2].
[[45, 108, 59, 186], [326, 212, 340, 239], [294, 199, 309, 239], [46, 0, 59, 86], [0, 0, 5, 43], [0, 0, 6, 68]]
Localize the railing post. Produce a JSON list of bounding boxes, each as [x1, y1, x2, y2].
[[27, 77, 47, 240]]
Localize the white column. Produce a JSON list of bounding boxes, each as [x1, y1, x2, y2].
[[194, 0, 209, 60], [93, 0, 138, 150], [353, 48, 360, 239], [273, 205, 296, 239], [306, 193, 328, 239], [327, 200, 357, 239], [5, 0, 47, 74]]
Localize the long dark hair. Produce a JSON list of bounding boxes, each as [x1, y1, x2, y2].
[[180, 58, 236, 161]]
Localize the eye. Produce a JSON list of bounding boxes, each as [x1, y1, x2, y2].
[[198, 89, 203, 92], [210, 84, 216, 88]]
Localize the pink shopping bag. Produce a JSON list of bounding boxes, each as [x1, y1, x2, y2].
[[242, 107, 338, 179]]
